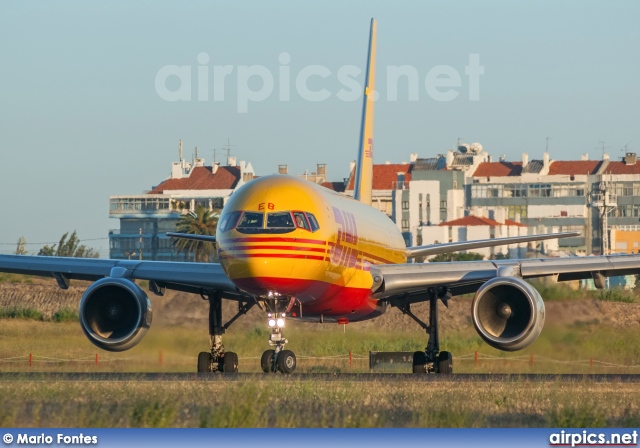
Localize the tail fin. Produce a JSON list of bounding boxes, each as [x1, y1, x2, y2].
[[353, 18, 377, 206]]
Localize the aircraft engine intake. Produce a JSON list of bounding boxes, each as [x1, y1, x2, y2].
[[471, 276, 544, 351], [79, 277, 152, 352]]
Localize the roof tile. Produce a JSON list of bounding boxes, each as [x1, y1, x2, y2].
[[150, 166, 241, 193], [346, 164, 412, 190], [547, 160, 602, 175], [473, 162, 523, 177], [438, 215, 527, 227]]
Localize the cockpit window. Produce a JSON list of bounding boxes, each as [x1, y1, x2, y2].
[[232, 210, 319, 234], [219, 211, 242, 232], [306, 213, 320, 232], [293, 211, 309, 230], [267, 212, 295, 229], [237, 212, 264, 229]]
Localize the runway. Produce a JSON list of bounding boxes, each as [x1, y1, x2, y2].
[[1, 372, 640, 382]]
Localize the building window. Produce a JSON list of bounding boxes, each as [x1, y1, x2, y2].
[[507, 205, 527, 219], [504, 185, 527, 198], [401, 220, 409, 231], [440, 200, 447, 212], [529, 184, 551, 197], [402, 201, 409, 210]]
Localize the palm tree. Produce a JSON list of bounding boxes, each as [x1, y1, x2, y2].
[[172, 205, 220, 262]]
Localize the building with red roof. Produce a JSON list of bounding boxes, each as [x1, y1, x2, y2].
[[109, 143, 256, 261]]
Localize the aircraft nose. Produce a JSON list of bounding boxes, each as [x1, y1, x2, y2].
[[220, 251, 295, 294]]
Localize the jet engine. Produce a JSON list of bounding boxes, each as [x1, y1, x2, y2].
[[471, 276, 544, 351], [79, 277, 152, 352]]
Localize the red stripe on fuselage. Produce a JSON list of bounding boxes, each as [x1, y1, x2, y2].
[[231, 276, 385, 322], [227, 245, 327, 253], [224, 237, 327, 245], [221, 253, 328, 261]]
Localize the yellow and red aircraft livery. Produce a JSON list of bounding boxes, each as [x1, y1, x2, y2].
[[217, 175, 406, 322]]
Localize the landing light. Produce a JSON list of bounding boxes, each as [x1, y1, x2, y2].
[[268, 319, 276, 328], [277, 318, 285, 328]]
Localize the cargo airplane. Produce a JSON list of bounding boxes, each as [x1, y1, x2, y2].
[[2, 19, 638, 374]]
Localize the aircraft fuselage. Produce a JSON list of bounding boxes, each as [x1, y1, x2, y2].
[[217, 175, 407, 322]]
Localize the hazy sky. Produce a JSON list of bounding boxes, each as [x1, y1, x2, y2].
[[0, 1, 638, 257]]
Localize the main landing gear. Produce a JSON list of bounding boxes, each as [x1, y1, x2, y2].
[[260, 298, 297, 374], [396, 288, 453, 374], [197, 291, 254, 373]]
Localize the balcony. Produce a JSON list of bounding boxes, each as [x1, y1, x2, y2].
[[109, 195, 176, 216]]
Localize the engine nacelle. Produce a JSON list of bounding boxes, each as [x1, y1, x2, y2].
[[471, 276, 545, 351], [79, 277, 152, 352]]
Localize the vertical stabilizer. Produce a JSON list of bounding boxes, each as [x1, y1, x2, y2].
[[353, 18, 377, 206]]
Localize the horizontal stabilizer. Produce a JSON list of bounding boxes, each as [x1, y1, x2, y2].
[[166, 232, 216, 243], [406, 232, 579, 259]]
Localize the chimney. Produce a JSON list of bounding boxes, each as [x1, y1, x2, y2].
[[410, 153, 418, 163], [446, 150, 454, 167], [624, 152, 637, 165], [316, 163, 326, 176], [171, 162, 183, 179], [499, 154, 506, 162], [278, 164, 288, 175], [487, 155, 492, 163], [522, 152, 529, 168], [212, 162, 219, 174], [581, 153, 589, 161], [227, 156, 237, 166], [603, 153, 610, 161], [543, 151, 550, 168]]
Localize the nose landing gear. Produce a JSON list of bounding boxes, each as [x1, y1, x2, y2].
[[261, 304, 297, 374]]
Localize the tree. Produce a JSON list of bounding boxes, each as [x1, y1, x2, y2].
[[37, 231, 99, 258], [172, 206, 220, 262], [429, 252, 484, 263], [14, 237, 27, 255]]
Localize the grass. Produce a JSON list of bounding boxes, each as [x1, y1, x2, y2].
[[51, 308, 79, 322], [0, 273, 33, 284], [0, 307, 43, 320], [526, 280, 638, 303], [0, 378, 638, 427], [2, 319, 640, 374], [596, 288, 637, 303], [1, 316, 640, 427], [0, 307, 78, 322]]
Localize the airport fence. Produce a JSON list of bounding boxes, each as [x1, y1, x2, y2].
[[1, 351, 640, 371]]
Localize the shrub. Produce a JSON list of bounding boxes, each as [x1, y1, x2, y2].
[[594, 288, 636, 303], [52, 308, 79, 322], [0, 307, 44, 320]]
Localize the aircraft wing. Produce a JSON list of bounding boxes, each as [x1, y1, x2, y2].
[[0, 255, 240, 296], [405, 232, 579, 258], [370, 254, 640, 299]]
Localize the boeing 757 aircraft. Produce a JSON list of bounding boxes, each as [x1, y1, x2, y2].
[[1, 19, 638, 374]]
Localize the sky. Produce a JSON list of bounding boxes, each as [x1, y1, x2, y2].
[[0, 1, 638, 257]]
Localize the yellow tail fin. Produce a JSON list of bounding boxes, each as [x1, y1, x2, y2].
[[353, 18, 377, 206]]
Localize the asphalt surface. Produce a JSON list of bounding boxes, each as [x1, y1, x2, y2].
[[1, 372, 640, 382]]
